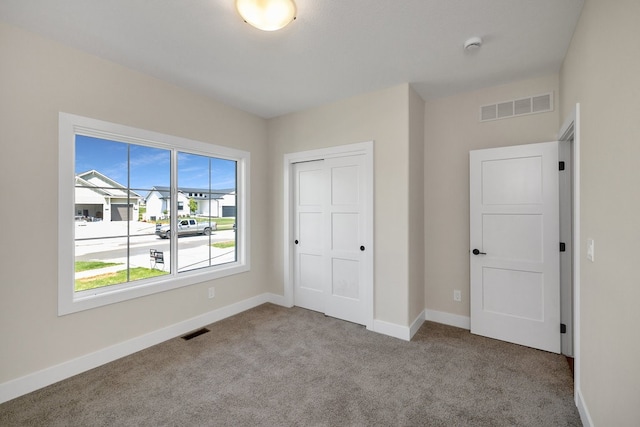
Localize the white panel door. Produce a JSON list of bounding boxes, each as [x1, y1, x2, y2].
[[470, 141, 560, 353], [293, 160, 327, 313], [292, 155, 368, 325], [324, 155, 367, 325]]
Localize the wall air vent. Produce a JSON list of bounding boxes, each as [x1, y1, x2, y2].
[[479, 92, 553, 122]]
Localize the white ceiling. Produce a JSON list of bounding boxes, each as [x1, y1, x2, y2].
[[0, 0, 584, 118]]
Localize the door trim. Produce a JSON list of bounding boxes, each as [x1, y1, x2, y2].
[[558, 104, 582, 403], [283, 141, 374, 330]]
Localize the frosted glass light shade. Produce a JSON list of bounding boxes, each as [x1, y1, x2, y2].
[[235, 0, 297, 31]]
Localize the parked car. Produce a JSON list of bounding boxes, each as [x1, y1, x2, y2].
[[155, 219, 216, 239]]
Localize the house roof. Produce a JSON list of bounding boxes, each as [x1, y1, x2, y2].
[[76, 170, 142, 199], [146, 186, 234, 202]]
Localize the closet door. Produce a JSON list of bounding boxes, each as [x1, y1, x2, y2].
[[323, 155, 367, 325], [292, 155, 368, 326], [292, 160, 327, 313]]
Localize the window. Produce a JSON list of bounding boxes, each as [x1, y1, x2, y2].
[[59, 113, 250, 315]]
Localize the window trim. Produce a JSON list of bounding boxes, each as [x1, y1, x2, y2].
[[58, 112, 250, 315]]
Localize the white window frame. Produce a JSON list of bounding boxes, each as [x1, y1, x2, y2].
[[58, 113, 250, 315]]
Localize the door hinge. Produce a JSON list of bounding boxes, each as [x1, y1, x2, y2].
[[561, 323, 567, 334], [559, 161, 565, 171], [560, 242, 566, 252]]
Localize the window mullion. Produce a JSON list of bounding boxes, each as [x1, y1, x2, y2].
[[127, 144, 131, 283], [170, 149, 178, 274], [207, 157, 212, 267]]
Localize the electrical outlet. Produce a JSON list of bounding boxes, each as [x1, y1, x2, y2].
[[453, 290, 462, 302], [208, 287, 215, 299]]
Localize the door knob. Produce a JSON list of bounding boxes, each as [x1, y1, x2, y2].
[[360, 246, 365, 251], [294, 240, 299, 244], [472, 249, 486, 255]]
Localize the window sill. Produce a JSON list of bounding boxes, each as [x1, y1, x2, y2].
[[59, 262, 250, 315]]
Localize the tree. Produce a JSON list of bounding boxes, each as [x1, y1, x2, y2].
[[189, 197, 198, 215]]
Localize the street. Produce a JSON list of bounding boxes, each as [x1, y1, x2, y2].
[[75, 221, 237, 274]]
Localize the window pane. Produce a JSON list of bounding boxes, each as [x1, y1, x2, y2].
[[130, 144, 170, 190], [75, 236, 128, 292], [213, 158, 238, 267], [75, 235, 170, 292], [76, 136, 128, 225], [76, 135, 128, 190], [130, 144, 170, 227], [75, 136, 171, 292], [176, 153, 237, 273]]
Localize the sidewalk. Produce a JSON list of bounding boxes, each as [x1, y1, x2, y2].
[[75, 264, 128, 279], [74, 246, 234, 281]]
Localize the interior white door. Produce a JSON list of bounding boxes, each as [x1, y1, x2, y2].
[[323, 154, 367, 325], [470, 141, 560, 353], [292, 160, 327, 313], [292, 155, 368, 325]]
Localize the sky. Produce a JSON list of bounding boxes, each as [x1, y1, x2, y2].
[[75, 135, 236, 194]]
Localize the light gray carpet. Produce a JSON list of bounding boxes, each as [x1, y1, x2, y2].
[[0, 304, 581, 426]]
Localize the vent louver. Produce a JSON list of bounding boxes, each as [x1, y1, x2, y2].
[[497, 102, 513, 118], [481, 105, 497, 121], [514, 98, 532, 115], [532, 94, 551, 112], [480, 92, 553, 122], [181, 328, 210, 341]]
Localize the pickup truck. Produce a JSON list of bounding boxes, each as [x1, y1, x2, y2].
[[155, 219, 217, 239]]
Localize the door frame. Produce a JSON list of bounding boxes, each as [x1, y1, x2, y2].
[[283, 141, 374, 330], [558, 104, 581, 393]]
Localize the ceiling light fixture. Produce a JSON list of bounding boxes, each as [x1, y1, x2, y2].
[[235, 0, 297, 32], [464, 36, 483, 51]]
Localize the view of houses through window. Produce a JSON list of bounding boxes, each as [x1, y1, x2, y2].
[[74, 135, 237, 293]]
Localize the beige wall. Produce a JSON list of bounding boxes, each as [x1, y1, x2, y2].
[[424, 75, 560, 317], [267, 84, 413, 326], [7, 3, 640, 421], [408, 88, 425, 323], [560, 0, 640, 424], [0, 23, 269, 383]]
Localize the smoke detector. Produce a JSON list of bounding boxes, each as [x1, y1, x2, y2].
[[464, 37, 483, 51]]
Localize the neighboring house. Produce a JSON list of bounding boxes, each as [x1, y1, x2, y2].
[[217, 191, 237, 218], [75, 170, 142, 222], [143, 187, 235, 221], [143, 187, 189, 221]]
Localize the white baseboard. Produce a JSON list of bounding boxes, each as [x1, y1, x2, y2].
[[266, 292, 289, 308], [372, 311, 427, 342], [409, 310, 426, 339], [576, 387, 593, 427], [0, 293, 285, 405], [424, 309, 471, 330], [373, 319, 411, 341]]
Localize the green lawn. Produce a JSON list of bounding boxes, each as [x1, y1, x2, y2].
[[75, 260, 122, 272], [75, 267, 169, 292], [212, 240, 236, 249]]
